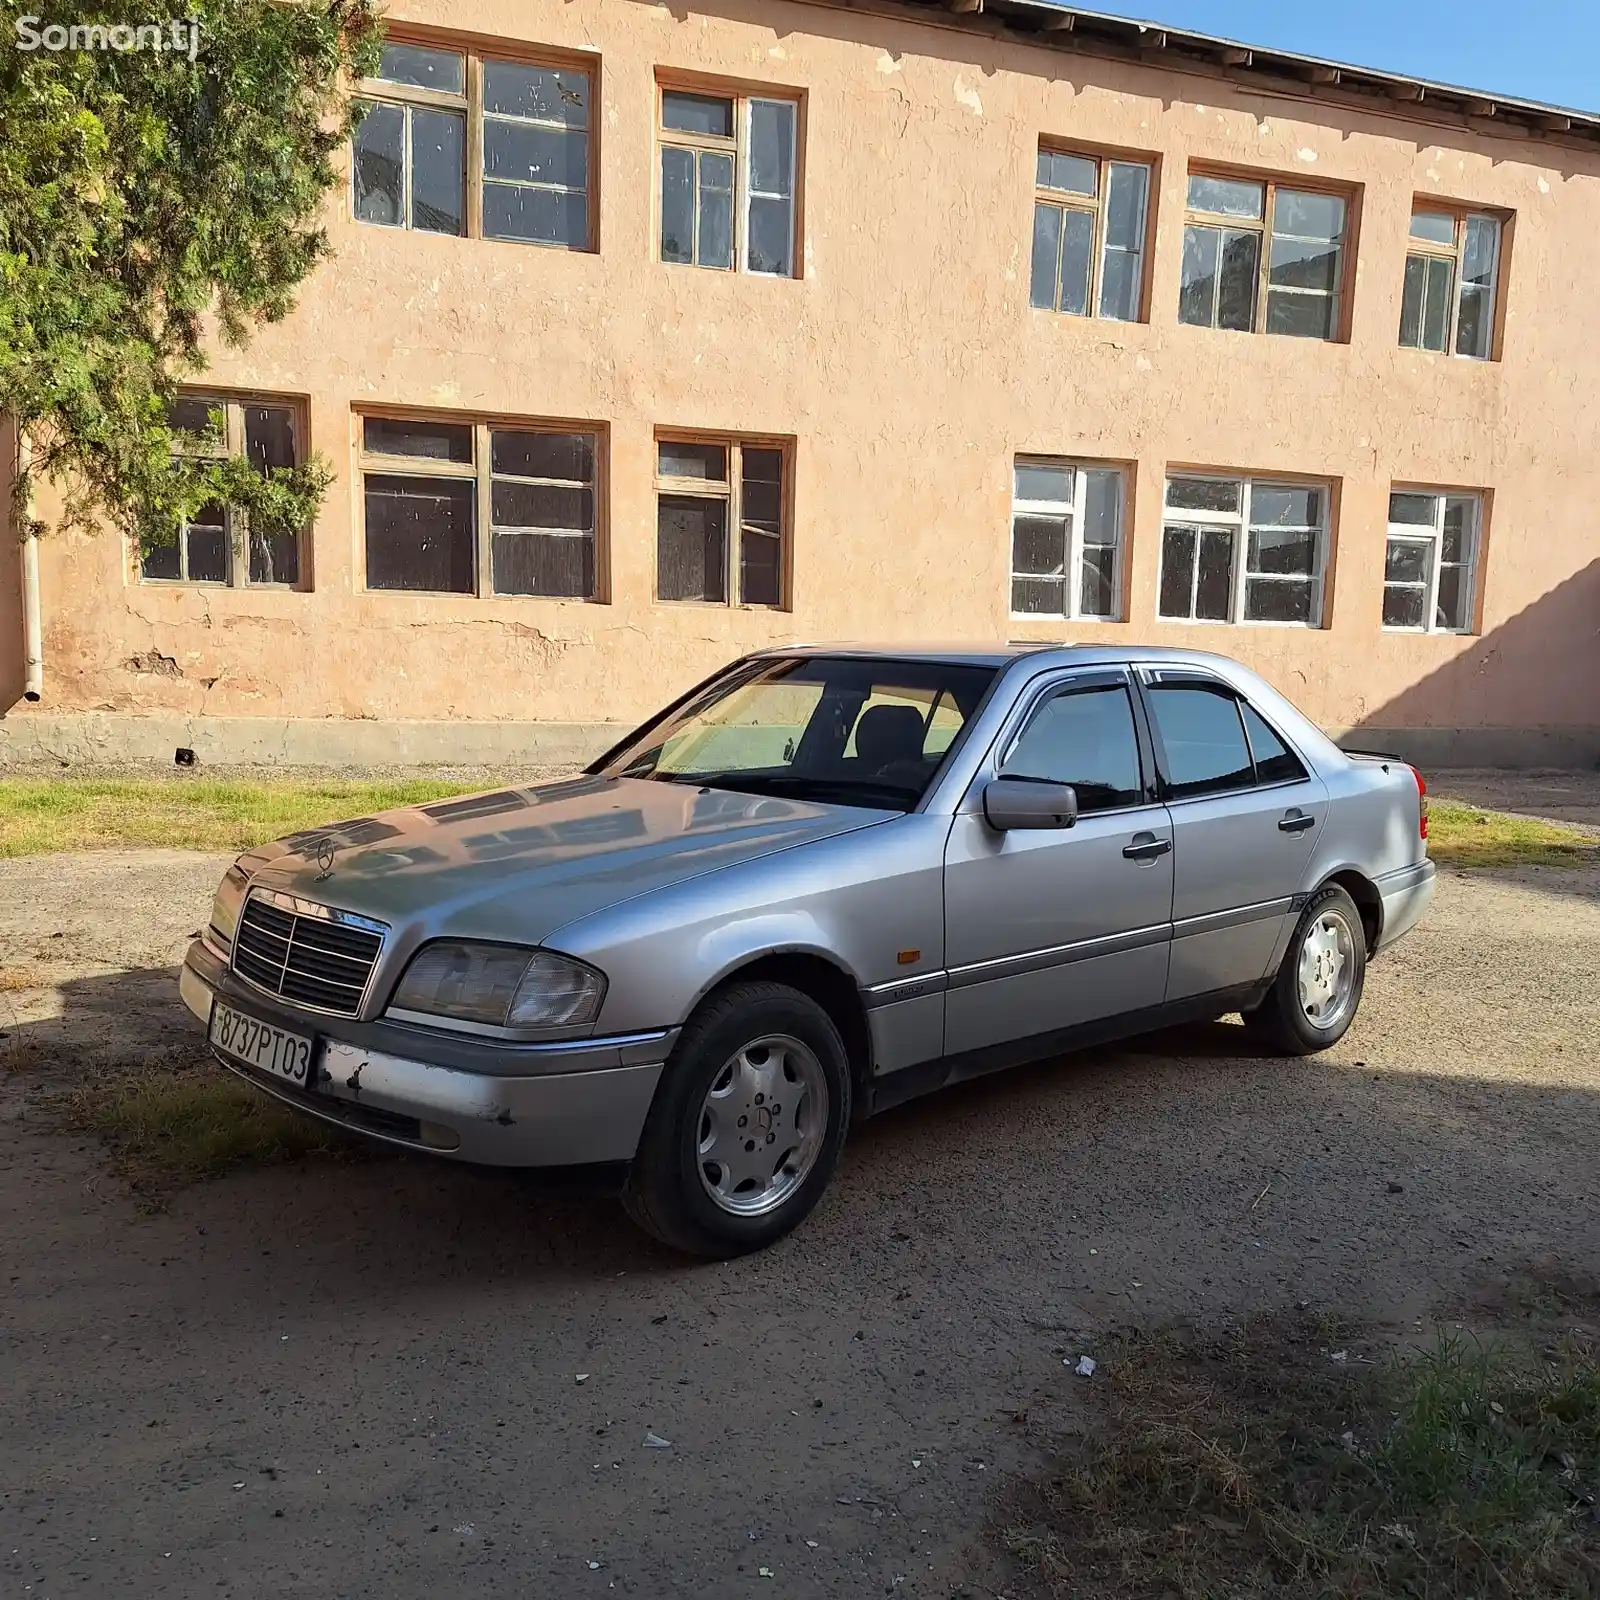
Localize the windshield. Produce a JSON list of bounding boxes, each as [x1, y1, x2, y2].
[[596, 656, 998, 811]]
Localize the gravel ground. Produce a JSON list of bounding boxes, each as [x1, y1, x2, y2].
[[2, 846, 1599, 1599]]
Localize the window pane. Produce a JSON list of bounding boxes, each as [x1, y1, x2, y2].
[[483, 122, 587, 189], [244, 406, 296, 473], [1104, 163, 1148, 249], [1217, 230, 1260, 331], [1195, 528, 1234, 620], [1148, 687, 1254, 797], [482, 62, 588, 126], [1265, 290, 1334, 339], [1388, 492, 1437, 526], [1059, 207, 1094, 315], [1012, 576, 1066, 615], [740, 528, 782, 606], [1273, 190, 1344, 240], [142, 539, 181, 581], [1083, 470, 1121, 546], [660, 146, 695, 263], [411, 108, 465, 235], [1456, 284, 1491, 359], [658, 495, 728, 601], [739, 447, 784, 607], [492, 530, 592, 598], [1078, 545, 1117, 619], [1399, 254, 1426, 348], [1012, 515, 1067, 576], [749, 101, 795, 197], [1385, 540, 1431, 583], [364, 416, 473, 462], [1248, 527, 1316, 576], [1410, 210, 1456, 245], [186, 522, 229, 584], [662, 91, 733, 137], [1383, 584, 1427, 628], [748, 196, 793, 276], [1187, 174, 1264, 218], [1099, 248, 1141, 322], [1462, 216, 1498, 286], [1244, 577, 1312, 623], [484, 184, 586, 247], [1003, 686, 1142, 811], [1159, 526, 1196, 618], [1436, 565, 1468, 630], [364, 475, 475, 592], [249, 528, 299, 586], [1269, 234, 1341, 293], [1039, 150, 1097, 195], [1250, 485, 1319, 528], [491, 480, 593, 531], [1167, 477, 1240, 514], [1030, 203, 1062, 311], [1240, 703, 1306, 784], [491, 431, 594, 482], [1015, 462, 1073, 503], [377, 43, 462, 93], [659, 441, 727, 480], [1179, 225, 1220, 326], [697, 151, 734, 269], [167, 395, 219, 439], [1423, 256, 1453, 351], [1442, 497, 1476, 562], [353, 103, 404, 226]]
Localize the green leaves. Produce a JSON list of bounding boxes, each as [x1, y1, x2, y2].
[[0, 0, 382, 547]]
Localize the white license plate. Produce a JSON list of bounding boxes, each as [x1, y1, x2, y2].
[[209, 1000, 315, 1089]]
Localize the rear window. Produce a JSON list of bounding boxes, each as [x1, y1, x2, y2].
[[1146, 685, 1254, 799], [1240, 702, 1307, 785]]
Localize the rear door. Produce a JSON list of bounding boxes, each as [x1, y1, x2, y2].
[[942, 669, 1175, 1059], [1136, 667, 1327, 1003]]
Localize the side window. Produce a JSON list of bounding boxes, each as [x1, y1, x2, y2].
[[1146, 685, 1254, 799], [1002, 684, 1144, 814], [1240, 702, 1307, 784]]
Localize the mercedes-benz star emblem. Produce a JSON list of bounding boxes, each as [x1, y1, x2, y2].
[[314, 837, 337, 879]]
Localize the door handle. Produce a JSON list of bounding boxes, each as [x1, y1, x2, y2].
[[1278, 810, 1316, 834], [1122, 832, 1173, 862]]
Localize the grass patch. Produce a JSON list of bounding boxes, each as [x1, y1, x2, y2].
[[998, 1310, 1600, 1599], [0, 775, 497, 856], [1429, 800, 1599, 870], [55, 1052, 364, 1199]]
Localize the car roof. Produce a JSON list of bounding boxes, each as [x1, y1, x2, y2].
[[752, 641, 1251, 672]]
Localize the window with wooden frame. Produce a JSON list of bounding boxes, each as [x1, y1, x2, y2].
[[352, 40, 592, 250], [655, 438, 787, 607], [1030, 149, 1151, 322], [1010, 458, 1127, 620], [1179, 171, 1350, 340], [1399, 207, 1502, 360], [1383, 489, 1482, 633], [1158, 475, 1331, 627], [141, 394, 305, 588], [658, 86, 798, 276], [359, 415, 601, 599]]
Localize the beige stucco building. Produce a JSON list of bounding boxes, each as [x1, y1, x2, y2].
[[4, 0, 1599, 767]]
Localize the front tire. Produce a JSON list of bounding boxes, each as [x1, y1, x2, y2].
[[623, 982, 852, 1257], [1247, 884, 1367, 1055]]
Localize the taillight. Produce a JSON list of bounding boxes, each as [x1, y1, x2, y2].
[[1412, 766, 1428, 840]]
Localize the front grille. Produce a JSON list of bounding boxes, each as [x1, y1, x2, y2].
[[232, 892, 386, 1016]]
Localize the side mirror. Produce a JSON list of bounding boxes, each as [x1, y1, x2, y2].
[[982, 777, 1078, 831]]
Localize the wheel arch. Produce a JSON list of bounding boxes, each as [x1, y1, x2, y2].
[[1316, 867, 1382, 955]]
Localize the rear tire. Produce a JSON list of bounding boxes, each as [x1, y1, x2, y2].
[[1247, 884, 1367, 1055], [623, 982, 852, 1257]]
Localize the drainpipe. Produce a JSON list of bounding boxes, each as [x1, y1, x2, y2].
[[15, 427, 42, 701]]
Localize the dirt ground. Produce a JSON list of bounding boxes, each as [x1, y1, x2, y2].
[[2, 830, 1599, 1598]]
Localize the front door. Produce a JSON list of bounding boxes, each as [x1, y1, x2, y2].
[[942, 670, 1175, 1061], [1137, 669, 1328, 1002]]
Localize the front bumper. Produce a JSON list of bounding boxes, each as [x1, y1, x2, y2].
[[180, 940, 671, 1168], [1374, 858, 1437, 952]]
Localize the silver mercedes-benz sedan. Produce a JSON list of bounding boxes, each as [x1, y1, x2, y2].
[[180, 644, 1434, 1255]]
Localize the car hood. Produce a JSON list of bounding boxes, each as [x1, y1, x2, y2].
[[238, 775, 894, 946]]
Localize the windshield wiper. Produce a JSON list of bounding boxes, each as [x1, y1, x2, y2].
[[682, 773, 921, 809]]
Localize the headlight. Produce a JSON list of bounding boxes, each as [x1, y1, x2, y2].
[[388, 943, 607, 1032], [208, 861, 251, 953]]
